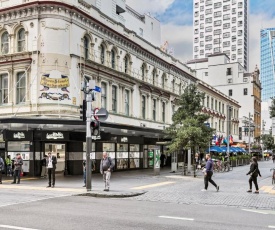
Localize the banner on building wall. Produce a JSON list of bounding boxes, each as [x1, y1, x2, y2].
[[39, 70, 71, 101]]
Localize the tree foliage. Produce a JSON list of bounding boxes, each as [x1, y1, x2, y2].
[[165, 84, 214, 153], [269, 97, 275, 118], [261, 134, 275, 150]]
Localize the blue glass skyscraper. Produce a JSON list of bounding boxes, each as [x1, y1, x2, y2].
[[261, 28, 275, 102]]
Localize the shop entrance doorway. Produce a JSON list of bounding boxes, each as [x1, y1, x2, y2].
[[44, 143, 66, 173]]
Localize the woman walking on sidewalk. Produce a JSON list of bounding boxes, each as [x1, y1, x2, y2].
[[246, 157, 261, 194]]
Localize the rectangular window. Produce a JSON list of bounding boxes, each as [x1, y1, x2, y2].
[[162, 102, 166, 122], [0, 73, 8, 104], [222, 103, 224, 113], [205, 35, 212, 41], [226, 68, 232, 75], [200, 23, 204, 29], [205, 26, 212, 32], [205, 17, 212, 23], [214, 29, 222, 35], [101, 82, 107, 109], [229, 89, 232, 96], [214, 2, 221, 8], [223, 14, 230, 20], [205, 44, 212, 50], [211, 98, 214, 109], [125, 90, 129, 116], [214, 20, 222, 26], [206, 96, 209, 107], [223, 32, 230, 38], [215, 100, 217, 111], [152, 99, 156, 121], [223, 23, 230, 29], [112, 85, 117, 112], [142, 95, 146, 119], [205, 9, 212, 14], [223, 41, 230, 47], [214, 11, 222, 17], [218, 101, 221, 112], [16, 72, 26, 104], [244, 88, 248, 95]]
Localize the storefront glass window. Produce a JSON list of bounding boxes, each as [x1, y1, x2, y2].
[[130, 144, 139, 151], [117, 144, 128, 151], [8, 141, 30, 151], [103, 143, 115, 151]]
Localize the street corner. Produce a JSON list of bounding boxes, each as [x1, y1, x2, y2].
[[260, 185, 275, 195], [75, 190, 147, 198]]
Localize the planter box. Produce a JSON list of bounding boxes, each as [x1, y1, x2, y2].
[[231, 160, 237, 167]]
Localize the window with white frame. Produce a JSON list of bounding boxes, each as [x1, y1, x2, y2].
[[232, 26, 236, 32], [0, 73, 8, 104], [223, 4, 230, 11], [1, 31, 9, 54], [152, 99, 156, 121], [200, 23, 204, 29], [200, 32, 204, 38], [101, 82, 107, 109], [205, 35, 212, 41], [205, 9, 212, 14], [223, 14, 230, 20], [214, 29, 222, 35], [195, 20, 199, 26], [200, 41, 204, 47], [232, 8, 236, 14], [16, 72, 26, 104], [214, 38, 221, 44], [223, 41, 230, 47], [100, 44, 105, 64], [111, 49, 116, 69], [125, 90, 129, 116], [214, 11, 222, 17], [238, 39, 243, 45], [214, 2, 221, 8], [238, 30, 243, 36], [200, 6, 204, 11], [232, 17, 236, 23], [205, 26, 212, 32], [223, 23, 230, 29], [205, 17, 212, 23], [214, 20, 222, 26], [231, 45, 236, 51], [238, 21, 243, 27], [141, 95, 146, 119], [223, 32, 230, 38], [238, 11, 243, 17], [205, 44, 212, 50], [112, 85, 117, 112], [214, 47, 221, 53], [200, 15, 204, 20], [17, 28, 25, 52], [162, 102, 166, 122]]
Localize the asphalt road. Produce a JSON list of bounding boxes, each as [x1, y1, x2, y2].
[[0, 196, 275, 230]]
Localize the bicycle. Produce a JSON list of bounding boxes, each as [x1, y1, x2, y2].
[[270, 168, 275, 184]]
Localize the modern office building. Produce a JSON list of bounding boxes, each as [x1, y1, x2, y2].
[[193, 0, 249, 70], [260, 28, 275, 102]]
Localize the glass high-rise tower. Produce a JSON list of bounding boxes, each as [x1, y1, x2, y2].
[[261, 28, 275, 102]]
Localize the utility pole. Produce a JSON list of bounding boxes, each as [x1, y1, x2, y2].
[[227, 105, 232, 157], [248, 112, 251, 156]]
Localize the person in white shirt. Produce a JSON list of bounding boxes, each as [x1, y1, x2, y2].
[[46, 152, 57, 188]]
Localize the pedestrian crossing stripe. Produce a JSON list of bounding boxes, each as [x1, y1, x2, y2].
[[260, 186, 275, 194], [131, 181, 175, 190]]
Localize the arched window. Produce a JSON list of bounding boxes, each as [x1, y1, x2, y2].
[[124, 56, 128, 73], [1, 32, 9, 54], [111, 49, 115, 69], [100, 44, 105, 64], [17, 28, 25, 52], [83, 36, 89, 59]]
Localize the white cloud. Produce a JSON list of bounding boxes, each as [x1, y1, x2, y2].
[[126, 0, 175, 15], [249, 13, 275, 72], [161, 23, 193, 63]]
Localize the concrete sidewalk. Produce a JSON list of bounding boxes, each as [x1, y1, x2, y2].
[[1, 167, 180, 197]]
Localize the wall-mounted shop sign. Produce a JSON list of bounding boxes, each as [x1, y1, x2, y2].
[[121, 137, 128, 143], [41, 131, 69, 141], [13, 132, 25, 139], [46, 132, 64, 140], [4, 131, 33, 141]]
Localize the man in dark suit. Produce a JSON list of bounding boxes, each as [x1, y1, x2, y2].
[[46, 152, 57, 188]]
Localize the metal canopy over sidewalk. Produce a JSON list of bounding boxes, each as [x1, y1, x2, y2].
[[0, 117, 165, 138]]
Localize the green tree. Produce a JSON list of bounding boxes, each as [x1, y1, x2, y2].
[[261, 134, 275, 150], [269, 97, 275, 118], [166, 84, 214, 155]]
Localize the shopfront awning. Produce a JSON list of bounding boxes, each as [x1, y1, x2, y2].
[[0, 117, 165, 139]]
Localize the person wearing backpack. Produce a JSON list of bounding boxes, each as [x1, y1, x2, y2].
[[100, 152, 115, 191], [0, 156, 4, 184], [246, 157, 261, 194]]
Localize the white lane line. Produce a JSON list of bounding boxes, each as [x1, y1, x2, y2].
[[0, 194, 70, 208], [242, 209, 269, 215], [268, 226, 275, 229], [159, 216, 194, 221], [0, 225, 40, 230]]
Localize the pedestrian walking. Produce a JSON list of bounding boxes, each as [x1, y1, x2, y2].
[[246, 157, 261, 194], [202, 153, 219, 192], [0, 156, 4, 184], [100, 152, 115, 191], [46, 152, 57, 188], [160, 152, 166, 168], [5, 155, 12, 176], [83, 159, 95, 187], [40, 155, 47, 178], [11, 153, 23, 184], [272, 153, 275, 163]]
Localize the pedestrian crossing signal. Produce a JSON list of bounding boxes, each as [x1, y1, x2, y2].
[[90, 120, 100, 136]]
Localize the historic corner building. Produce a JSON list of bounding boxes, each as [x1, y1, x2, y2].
[[0, 0, 239, 176]]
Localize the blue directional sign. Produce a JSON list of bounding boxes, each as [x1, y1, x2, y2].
[[204, 122, 210, 128], [94, 86, 101, 93]]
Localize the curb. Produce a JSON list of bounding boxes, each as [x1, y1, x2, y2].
[[75, 190, 147, 198]]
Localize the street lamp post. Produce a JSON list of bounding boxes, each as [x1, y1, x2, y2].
[[227, 105, 232, 157]]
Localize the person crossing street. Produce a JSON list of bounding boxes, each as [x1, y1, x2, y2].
[[202, 154, 219, 192]]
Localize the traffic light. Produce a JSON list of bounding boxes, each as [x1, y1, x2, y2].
[[80, 100, 86, 121], [90, 120, 100, 136]]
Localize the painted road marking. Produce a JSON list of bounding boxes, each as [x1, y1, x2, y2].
[[0, 184, 83, 193], [242, 209, 269, 215], [0, 224, 41, 230], [268, 226, 275, 229], [131, 181, 175, 190], [158, 216, 194, 221], [260, 186, 275, 195]]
